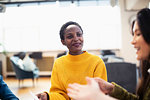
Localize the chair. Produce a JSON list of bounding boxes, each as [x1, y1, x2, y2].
[[29, 52, 42, 59], [57, 51, 67, 58], [10, 56, 39, 87], [100, 50, 124, 63], [105, 62, 138, 94], [100, 50, 115, 56]]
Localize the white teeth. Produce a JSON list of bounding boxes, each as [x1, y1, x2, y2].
[[135, 47, 139, 51], [134, 47, 139, 53]]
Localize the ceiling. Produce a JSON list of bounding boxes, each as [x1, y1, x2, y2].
[[0, 0, 149, 11], [0, 0, 89, 4], [0, 0, 67, 4], [0, 0, 109, 4], [0, 0, 111, 12]]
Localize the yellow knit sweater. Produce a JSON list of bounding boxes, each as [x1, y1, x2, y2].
[[49, 51, 107, 100]]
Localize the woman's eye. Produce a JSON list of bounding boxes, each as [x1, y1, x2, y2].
[[67, 35, 73, 39], [77, 33, 82, 37], [136, 33, 141, 36]]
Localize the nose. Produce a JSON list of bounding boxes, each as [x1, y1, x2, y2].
[[73, 35, 78, 41], [131, 36, 136, 45]]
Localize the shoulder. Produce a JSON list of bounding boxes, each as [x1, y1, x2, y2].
[[85, 52, 105, 65], [87, 52, 103, 61], [55, 55, 67, 61], [54, 55, 67, 65]]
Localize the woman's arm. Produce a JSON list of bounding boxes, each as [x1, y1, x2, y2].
[[95, 78, 139, 100], [93, 58, 107, 81]]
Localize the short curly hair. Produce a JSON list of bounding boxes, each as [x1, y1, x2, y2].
[[59, 21, 83, 40]]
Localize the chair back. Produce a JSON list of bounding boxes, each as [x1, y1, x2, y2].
[[106, 62, 138, 93], [10, 56, 34, 79]]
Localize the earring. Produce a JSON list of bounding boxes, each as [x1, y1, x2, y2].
[[148, 68, 150, 74]]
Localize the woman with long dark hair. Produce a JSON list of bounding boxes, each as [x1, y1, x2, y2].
[[67, 8, 150, 100]]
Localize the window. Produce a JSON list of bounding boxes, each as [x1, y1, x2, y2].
[[0, 0, 121, 52]]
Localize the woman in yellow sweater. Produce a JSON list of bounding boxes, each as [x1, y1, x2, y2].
[[37, 21, 107, 100]]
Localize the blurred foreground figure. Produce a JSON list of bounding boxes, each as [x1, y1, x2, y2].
[[0, 75, 19, 100]]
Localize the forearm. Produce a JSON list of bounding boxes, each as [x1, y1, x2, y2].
[[109, 82, 138, 100]]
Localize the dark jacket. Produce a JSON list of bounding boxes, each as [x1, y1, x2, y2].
[[0, 75, 19, 100]]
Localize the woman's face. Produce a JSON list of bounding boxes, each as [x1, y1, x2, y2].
[[61, 25, 83, 55], [131, 21, 150, 61]]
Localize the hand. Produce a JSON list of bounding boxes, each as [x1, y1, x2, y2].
[[94, 77, 114, 94], [67, 77, 104, 100], [36, 92, 48, 100]]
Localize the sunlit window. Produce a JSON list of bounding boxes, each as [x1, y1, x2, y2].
[[0, 0, 121, 52]]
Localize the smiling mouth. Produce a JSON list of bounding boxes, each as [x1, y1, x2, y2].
[[135, 48, 140, 53], [72, 43, 81, 47]]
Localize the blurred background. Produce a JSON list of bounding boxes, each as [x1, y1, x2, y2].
[[0, 0, 150, 99]]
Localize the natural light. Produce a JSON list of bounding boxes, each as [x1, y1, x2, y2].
[[0, 1, 121, 52]]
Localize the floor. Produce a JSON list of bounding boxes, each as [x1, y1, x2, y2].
[[4, 76, 51, 100]]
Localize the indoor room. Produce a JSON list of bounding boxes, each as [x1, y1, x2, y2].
[[0, 0, 150, 100]]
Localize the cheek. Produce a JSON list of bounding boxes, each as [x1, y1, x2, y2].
[[142, 44, 150, 59], [80, 37, 84, 42], [65, 40, 72, 46]]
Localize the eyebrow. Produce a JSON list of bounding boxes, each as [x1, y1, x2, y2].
[[65, 33, 72, 35]]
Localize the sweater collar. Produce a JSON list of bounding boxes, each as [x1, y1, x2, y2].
[[66, 51, 89, 62]]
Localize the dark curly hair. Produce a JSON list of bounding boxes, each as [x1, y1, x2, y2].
[[59, 21, 83, 40]]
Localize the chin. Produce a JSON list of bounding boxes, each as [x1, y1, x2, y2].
[[136, 58, 141, 61], [136, 56, 141, 61], [137, 56, 146, 61]]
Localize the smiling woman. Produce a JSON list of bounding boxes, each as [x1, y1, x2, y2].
[[60, 23, 84, 55], [0, 0, 121, 52], [131, 21, 150, 61], [36, 21, 107, 100]]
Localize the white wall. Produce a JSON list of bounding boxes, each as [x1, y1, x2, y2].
[[119, 0, 139, 65]]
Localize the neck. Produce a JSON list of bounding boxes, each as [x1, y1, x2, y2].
[[69, 51, 83, 55]]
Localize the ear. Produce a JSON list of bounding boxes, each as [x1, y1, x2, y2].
[[61, 40, 66, 45]]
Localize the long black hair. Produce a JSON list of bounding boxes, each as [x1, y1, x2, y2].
[[133, 8, 150, 99]]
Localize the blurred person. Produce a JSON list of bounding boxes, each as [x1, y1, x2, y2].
[[0, 75, 19, 100], [67, 8, 150, 100]]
